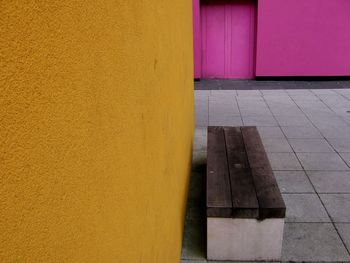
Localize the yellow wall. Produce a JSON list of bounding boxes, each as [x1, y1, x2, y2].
[[0, 1, 193, 262]]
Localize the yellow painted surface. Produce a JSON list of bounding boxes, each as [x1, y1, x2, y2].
[[0, 1, 193, 262]]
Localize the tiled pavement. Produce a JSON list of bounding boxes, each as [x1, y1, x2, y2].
[[181, 80, 350, 263]]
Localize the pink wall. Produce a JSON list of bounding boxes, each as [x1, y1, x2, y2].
[[256, 0, 350, 77], [193, 0, 201, 79]]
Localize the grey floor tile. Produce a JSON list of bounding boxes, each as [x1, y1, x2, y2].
[[187, 171, 206, 205], [282, 223, 350, 262], [330, 107, 350, 116], [267, 153, 302, 170], [335, 223, 350, 254], [239, 106, 273, 116], [285, 89, 314, 96], [262, 138, 293, 153], [335, 88, 350, 95], [181, 260, 206, 263], [275, 171, 314, 193], [261, 89, 288, 96], [195, 116, 208, 128], [303, 107, 335, 116], [290, 94, 320, 101], [328, 138, 350, 153], [264, 97, 295, 105], [181, 219, 206, 260], [242, 115, 278, 127], [340, 153, 350, 167], [194, 128, 207, 152], [257, 126, 285, 139], [307, 171, 350, 193], [236, 96, 264, 102], [195, 99, 208, 127], [311, 89, 338, 95], [343, 115, 350, 126], [288, 139, 335, 153], [236, 90, 262, 96], [269, 106, 304, 116], [209, 115, 243, 126], [320, 194, 350, 222], [192, 151, 206, 171], [283, 194, 330, 222], [296, 153, 349, 171], [281, 126, 323, 139], [210, 90, 236, 97], [318, 125, 350, 139], [209, 261, 279, 263], [295, 100, 328, 110], [209, 100, 240, 117], [274, 115, 311, 126], [310, 115, 349, 128]]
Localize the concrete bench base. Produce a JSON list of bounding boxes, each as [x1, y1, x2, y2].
[[207, 217, 285, 261]]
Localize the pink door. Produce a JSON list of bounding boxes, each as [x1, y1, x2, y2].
[[201, 0, 256, 79]]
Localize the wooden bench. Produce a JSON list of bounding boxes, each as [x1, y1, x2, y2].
[[207, 126, 286, 261]]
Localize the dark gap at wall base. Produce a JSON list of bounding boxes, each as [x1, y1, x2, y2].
[[194, 78, 350, 90], [256, 76, 350, 81]]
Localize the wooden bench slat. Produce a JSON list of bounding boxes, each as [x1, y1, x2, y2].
[[241, 127, 286, 219], [224, 127, 259, 218], [207, 126, 232, 217]]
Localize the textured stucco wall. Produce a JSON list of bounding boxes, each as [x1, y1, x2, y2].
[[0, 1, 194, 262]]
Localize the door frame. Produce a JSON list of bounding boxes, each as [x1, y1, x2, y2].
[[193, 0, 258, 79]]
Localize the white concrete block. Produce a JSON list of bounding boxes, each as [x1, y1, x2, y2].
[[207, 217, 284, 261]]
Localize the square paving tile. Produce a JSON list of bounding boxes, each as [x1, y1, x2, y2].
[[318, 125, 350, 139], [335, 223, 350, 254], [181, 219, 206, 260], [208, 261, 279, 263], [285, 89, 314, 96], [290, 94, 319, 101], [237, 100, 267, 108], [210, 90, 237, 97], [239, 106, 273, 116], [267, 153, 302, 170], [181, 260, 207, 263], [340, 153, 350, 167], [269, 106, 304, 116], [283, 194, 330, 222], [307, 171, 350, 193], [320, 194, 350, 222], [328, 138, 350, 153], [236, 90, 262, 96], [281, 125, 323, 139], [274, 115, 311, 126], [195, 99, 208, 127], [242, 115, 278, 127], [296, 153, 349, 171], [192, 151, 206, 171], [262, 138, 293, 153], [282, 223, 350, 262], [275, 171, 314, 193], [288, 139, 334, 153], [311, 89, 338, 95], [209, 115, 243, 126], [209, 99, 240, 116], [257, 126, 285, 139], [194, 128, 207, 152], [195, 114, 208, 127]]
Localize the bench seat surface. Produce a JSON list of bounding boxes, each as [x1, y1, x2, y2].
[[207, 126, 286, 219]]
